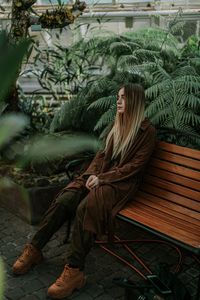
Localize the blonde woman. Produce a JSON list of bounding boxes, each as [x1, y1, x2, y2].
[[12, 83, 156, 299]]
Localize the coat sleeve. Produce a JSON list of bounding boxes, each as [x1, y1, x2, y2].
[[98, 128, 156, 184], [66, 150, 105, 189], [81, 150, 105, 177]]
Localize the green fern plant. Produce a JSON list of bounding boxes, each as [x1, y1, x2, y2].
[[50, 25, 200, 151], [51, 29, 180, 134], [145, 65, 200, 147]]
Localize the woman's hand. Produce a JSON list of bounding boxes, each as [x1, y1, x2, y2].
[[86, 175, 99, 190]]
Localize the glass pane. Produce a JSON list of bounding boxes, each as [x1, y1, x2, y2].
[[36, 0, 113, 4]]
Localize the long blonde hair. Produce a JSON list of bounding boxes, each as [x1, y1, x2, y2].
[[105, 83, 145, 160]]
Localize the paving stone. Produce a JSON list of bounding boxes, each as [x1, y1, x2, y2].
[[0, 207, 199, 300], [36, 273, 55, 286], [106, 285, 124, 298], [95, 294, 114, 300], [186, 267, 200, 278], [33, 288, 48, 300], [22, 279, 44, 293], [4, 287, 25, 300], [85, 282, 104, 297], [21, 295, 39, 300], [72, 291, 93, 300]]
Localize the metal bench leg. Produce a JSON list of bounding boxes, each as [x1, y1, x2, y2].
[[196, 272, 200, 300]]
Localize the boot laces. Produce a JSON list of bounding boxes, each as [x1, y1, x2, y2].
[[56, 265, 75, 285], [20, 245, 34, 261]]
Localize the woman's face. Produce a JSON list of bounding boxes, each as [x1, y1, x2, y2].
[[117, 88, 126, 114]]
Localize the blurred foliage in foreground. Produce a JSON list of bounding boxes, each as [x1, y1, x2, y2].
[[0, 258, 4, 300], [0, 30, 99, 165]]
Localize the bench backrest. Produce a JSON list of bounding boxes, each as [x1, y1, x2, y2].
[[118, 141, 200, 254]]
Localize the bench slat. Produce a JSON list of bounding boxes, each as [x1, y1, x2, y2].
[[149, 159, 200, 181], [119, 209, 200, 248], [144, 175, 200, 202], [124, 205, 200, 240], [137, 191, 200, 222], [153, 150, 200, 171], [133, 201, 200, 234], [147, 167, 200, 191], [118, 141, 200, 255], [141, 184, 200, 211], [157, 141, 200, 160]]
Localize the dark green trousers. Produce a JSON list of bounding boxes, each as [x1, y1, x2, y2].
[[31, 188, 95, 270]]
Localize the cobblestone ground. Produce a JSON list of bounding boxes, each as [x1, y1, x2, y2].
[[0, 207, 199, 300]]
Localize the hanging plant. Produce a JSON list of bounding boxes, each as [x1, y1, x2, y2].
[[14, 0, 36, 10], [39, 1, 86, 29], [39, 7, 75, 29]]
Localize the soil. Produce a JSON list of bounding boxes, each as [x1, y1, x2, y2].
[[0, 160, 69, 188]]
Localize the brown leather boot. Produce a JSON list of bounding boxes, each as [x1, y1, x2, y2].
[[12, 244, 43, 275], [47, 265, 86, 299]]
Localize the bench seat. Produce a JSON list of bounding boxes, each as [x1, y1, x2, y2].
[[117, 141, 200, 255]]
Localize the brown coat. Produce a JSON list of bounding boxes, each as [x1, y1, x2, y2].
[[64, 118, 156, 238]]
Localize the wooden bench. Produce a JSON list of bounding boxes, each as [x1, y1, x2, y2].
[[66, 140, 200, 298], [117, 141, 200, 254], [116, 140, 200, 299]]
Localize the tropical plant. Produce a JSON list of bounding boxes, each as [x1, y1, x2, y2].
[[1, 0, 86, 112], [181, 35, 200, 75], [50, 27, 179, 134], [18, 89, 52, 133], [0, 29, 99, 167], [0, 30, 31, 150], [145, 64, 200, 147]]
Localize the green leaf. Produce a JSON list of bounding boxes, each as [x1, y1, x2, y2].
[[0, 31, 31, 102], [0, 114, 29, 149], [0, 258, 4, 300], [20, 134, 100, 165], [88, 95, 116, 111]]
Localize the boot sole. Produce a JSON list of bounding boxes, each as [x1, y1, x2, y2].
[[47, 276, 87, 299], [12, 257, 43, 275]]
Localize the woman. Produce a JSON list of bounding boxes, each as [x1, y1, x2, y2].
[[12, 83, 156, 299]]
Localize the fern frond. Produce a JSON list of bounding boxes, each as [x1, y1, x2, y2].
[[145, 79, 172, 99], [169, 20, 185, 35], [175, 93, 200, 109], [88, 95, 116, 111], [172, 66, 198, 77], [124, 28, 178, 49], [134, 49, 160, 62], [94, 104, 116, 131], [179, 108, 200, 127], [175, 75, 200, 93], [86, 78, 115, 98], [148, 106, 172, 125], [126, 41, 141, 50], [112, 72, 136, 85], [153, 65, 171, 82], [116, 52, 158, 77], [145, 91, 172, 118], [117, 55, 138, 70], [110, 42, 132, 57]]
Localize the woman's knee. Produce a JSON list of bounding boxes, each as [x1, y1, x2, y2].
[[55, 190, 83, 214]]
